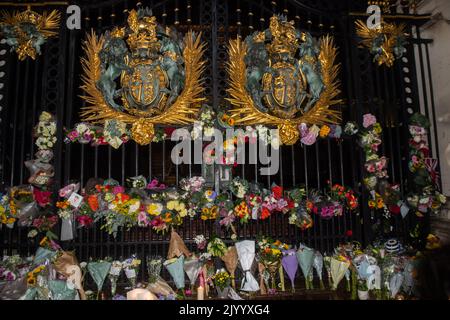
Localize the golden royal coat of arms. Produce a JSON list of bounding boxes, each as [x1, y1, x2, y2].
[[80, 8, 205, 145], [226, 15, 342, 145]]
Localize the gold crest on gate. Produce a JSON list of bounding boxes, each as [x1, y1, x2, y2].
[[226, 15, 342, 145], [79, 7, 206, 145]]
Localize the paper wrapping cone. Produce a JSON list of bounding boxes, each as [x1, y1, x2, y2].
[[258, 262, 267, 295], [330, 258, 350, 290], [184, 257, 202, 287], [164, 256, 185, 289], [53, 251, 86, 300], [221, 246, 238, 289], [87, 261, 112, 296], [48, 280, 77, 300], [389, 273, 404, 298], [235, 240, 260, 292], [147, 277, 175, 296], [282, 249, 298, 290], [167, 229, 192, 259]]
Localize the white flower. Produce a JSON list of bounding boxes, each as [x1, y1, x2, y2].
[[58, 209, 72, 220], [288, 213, 298, 224], [80, 262, 87, 269], [76, 123, 89, 134], [231, 233, 237, 241], [27, 229, 38, 238], [204, 127, 215, 137], [194, 234, 206, 244]]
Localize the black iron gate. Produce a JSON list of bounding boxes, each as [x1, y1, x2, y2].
[[0, 0, 440, 281]]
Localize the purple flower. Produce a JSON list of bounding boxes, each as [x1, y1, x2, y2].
[[113, 186, 125, 195], [5, 271, 16, 281], [363, 114, 377, 128], [113, 294, 126, 300]]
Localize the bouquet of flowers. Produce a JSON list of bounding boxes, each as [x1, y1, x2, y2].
[[207, 237, 227, 258], [108, 260, 122, 297], [213, 268, 231, 298], [194, 234, 207, 251], [257, 237, 284, 290], [230, 177, 249, 199], [87, 258, 112, 300], [122, 255, 141, 289]]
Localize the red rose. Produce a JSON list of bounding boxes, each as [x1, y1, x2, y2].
[[33, 189, 52, 207], [164, 127, 176, 136], [76, 215, 93, 227], [345, 230, 353, 237], [389, 205, 401, 215], [271, 186, 283, 200], [287, 200, 295, 209]]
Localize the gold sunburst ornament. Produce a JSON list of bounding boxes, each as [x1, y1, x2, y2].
[[80, 7, 206, 145], [0, 7, 61, 61], [226, 15, 342, 145], [355, 19, 407, 67]]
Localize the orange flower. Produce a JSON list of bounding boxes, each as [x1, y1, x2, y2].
[[319, 125, 331, 138], [228, 118, 235, 126], [164, 212, 173, 223], [261, 207, 270, 220], [87, 195, 99, 211], [56, 200, 69, 209], [306, 201, 314, 210]]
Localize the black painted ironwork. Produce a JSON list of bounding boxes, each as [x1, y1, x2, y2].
[[0, 0, 439, 286]]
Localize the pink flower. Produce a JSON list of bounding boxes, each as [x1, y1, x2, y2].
[[365, 163, 376, 173], [363, 114, 377, 128], [32, 218, 43, 228], [138, 211, 149, 226], [67, 131, 79, 141], [112, 186, 125, 195]]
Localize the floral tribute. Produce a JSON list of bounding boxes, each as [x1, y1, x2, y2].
[[0, 229, 441, 300], [405, 113, 446, 244], [406, 113, 446, 216], [1, 112, 58, 240], [51, 174, 359, 240], [359, 113, 404, 235]]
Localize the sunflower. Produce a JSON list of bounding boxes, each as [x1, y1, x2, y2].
[[27, 276, 36, 286]]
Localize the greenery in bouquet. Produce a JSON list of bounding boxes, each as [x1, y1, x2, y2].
[[207, 237, 227, 258]]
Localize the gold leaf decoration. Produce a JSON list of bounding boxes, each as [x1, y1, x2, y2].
[[226, 35, 342, 145], [0, 8, 61, 60], [79, 29, 206, 144], [355, 19, 406, 67]]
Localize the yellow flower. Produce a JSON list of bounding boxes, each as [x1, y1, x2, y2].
[[1, 214, 7, 224], [373, 123, 382, 134], [39, 237, 48, 247], [202, 207, 210, 215], [6, 217, 15, 224], [319, 125, 331, 138], [178, 208, 188, 218], [167, 200, 177, 211], [147, 203, 162, 216], [211, 206, 219, 218]]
